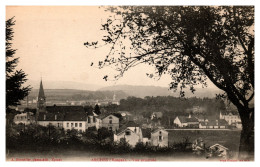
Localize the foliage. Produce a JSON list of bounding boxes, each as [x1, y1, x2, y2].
[[94, 104, 101, 115], [6, 17, 31, 112], [85, 6, 254, 156], [118, 96, 226, 116]]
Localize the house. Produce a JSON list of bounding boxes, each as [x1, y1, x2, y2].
[[114, 121, 143, 147], [174, 116, 188, 127], [95, 113, 120, 131], [174, 115, 199, 128], [13, 112, 35, 125], [220, 111, 241, 125], [151, 112, 163, 120], [199, 119, 228, 129], [150, 128, 168, 147], [209, 144, 229, 158]]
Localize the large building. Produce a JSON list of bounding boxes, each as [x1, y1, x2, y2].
[[34, 79, 114, 132]]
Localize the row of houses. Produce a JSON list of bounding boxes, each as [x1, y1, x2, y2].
[[174, 112, 242, 129]]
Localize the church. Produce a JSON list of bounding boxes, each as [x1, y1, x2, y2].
[[35, 79, 119, 133]]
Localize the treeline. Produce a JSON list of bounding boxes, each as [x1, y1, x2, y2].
[[117, 96, 226, 116]]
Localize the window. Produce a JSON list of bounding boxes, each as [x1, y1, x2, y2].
[[125, 131, 131, 135], [71, 123, 74, 127], [57, 123, 60, 127], [109, 116, 112, 119], [79, 123, 82, 127], [93, 117, 96, 122], [79, 130, 82, 133], [159, 135, 162, 142], [109, 120, 112, 124], [88, 117, 91, 123], [75, 123, 78, 127], [109, 127, 113, 131], [67, 123, 69, 127]]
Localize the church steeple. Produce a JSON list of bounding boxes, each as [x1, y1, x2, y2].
[[37, 79, 46, 111]]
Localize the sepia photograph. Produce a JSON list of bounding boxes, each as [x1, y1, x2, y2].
[[5, 5, 255, 162]]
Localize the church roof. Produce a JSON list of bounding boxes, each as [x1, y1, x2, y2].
[[38, 106, 91, 121]]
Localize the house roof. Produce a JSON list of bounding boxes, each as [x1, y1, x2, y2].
[[177, 116, 187, 123], [38, 106, 87, 121], [96, 113, 120, 120], [116, 121, 140, 135], [46, 106, 85, 113], [176, 116, 199, 123]]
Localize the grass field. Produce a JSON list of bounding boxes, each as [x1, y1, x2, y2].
[[167, 130, 241, 153]]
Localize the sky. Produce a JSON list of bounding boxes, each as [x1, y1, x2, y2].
[[6, 6, 217, 90]]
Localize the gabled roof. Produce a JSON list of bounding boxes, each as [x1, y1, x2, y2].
[[116, 121, 140, 135], [177, 116, 187, 123], [38, 112, 65, 121], [176, 116, 199, 123], [96, 113, 120, 120], [186, 117, 199, 122], [46, 106, 85, 113], [38, 106, 86, 121]]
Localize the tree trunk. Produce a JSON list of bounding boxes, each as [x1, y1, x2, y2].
[[238, 107, 254, 160]]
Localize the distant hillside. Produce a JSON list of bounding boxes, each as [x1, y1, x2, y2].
[[27, 89, 128, 101], [99, 85, 223, 98], [26, 80, 103, 91]]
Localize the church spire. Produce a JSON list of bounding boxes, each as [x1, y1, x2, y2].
[[38, 79, 45, 99], [37, 79, 46, 111]]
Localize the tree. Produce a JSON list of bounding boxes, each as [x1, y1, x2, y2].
[[94, 104, 101, 115], [85, 6, 254, 158], [6, 17, 31, 112]]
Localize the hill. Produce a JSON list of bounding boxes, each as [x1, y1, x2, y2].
[[99, 85, 223, 98]]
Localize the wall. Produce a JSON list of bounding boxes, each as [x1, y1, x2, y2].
[[151, 130, 168, 147], [100, 115, 119, 131], [114, 130, 141, 147], [63, 121, 86, 132]]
